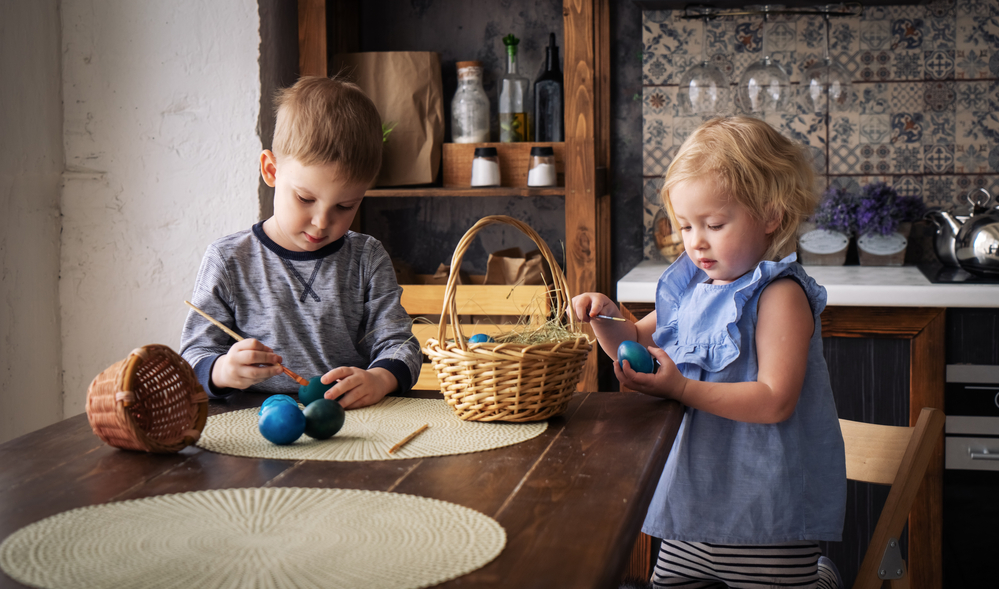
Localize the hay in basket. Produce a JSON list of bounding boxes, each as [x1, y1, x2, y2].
[[86, 344, 208, 453], [423, 215, 593, 422]]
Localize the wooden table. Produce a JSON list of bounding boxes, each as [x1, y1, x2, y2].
[[0, 391, 682, 589]]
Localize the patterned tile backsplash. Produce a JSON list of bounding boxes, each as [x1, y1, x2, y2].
[[641, 0, 999, 263]]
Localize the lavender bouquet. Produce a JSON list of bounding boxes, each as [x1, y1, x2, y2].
[[811, 185, 858, 234], [854, 181, 926, 236]]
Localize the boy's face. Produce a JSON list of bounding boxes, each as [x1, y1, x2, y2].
[[260, 150, 368, 253]]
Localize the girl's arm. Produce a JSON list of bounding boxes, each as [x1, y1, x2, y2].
[[571, 293, 658, 360], [619, 278, 813, 424]]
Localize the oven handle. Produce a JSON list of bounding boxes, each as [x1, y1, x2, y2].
[[970, 449, 999, 460]]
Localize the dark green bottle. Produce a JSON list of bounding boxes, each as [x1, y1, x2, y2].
[[534, 33, 564, 142]]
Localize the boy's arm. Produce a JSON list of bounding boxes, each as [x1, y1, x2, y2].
[[179, 245, 241, 399], [359, 241, 421, 394]]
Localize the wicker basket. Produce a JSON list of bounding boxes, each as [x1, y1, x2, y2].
[[423, 215, 593, 422], [86, 344, 209, 453]]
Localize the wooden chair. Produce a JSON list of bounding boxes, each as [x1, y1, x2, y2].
[[840, 407, 945, 589], [400, 279, 551, 390]]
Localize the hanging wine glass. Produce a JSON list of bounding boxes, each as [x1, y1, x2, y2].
[[678, 11, 730, 115], [736, 10, 790, 114], [802, 12, 853, 113]]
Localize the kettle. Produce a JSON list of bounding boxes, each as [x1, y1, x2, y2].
[[925, 188, 999, 275]]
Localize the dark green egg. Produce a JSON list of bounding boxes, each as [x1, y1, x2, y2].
[[303, 398, 346, 440]]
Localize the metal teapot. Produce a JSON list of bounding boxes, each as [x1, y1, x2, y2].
[[925, 188, 999, 274]]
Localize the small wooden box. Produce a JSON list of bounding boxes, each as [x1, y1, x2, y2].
[[442, 142, 564, 188]]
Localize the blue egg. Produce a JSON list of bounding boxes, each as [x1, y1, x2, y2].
[[617, 340, 655, 374], [259, 394, 299, 415], [468, 333, 494, 343], [258, 402, 306, 445]]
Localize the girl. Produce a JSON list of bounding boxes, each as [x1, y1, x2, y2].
[[575, 117, 845, 589]]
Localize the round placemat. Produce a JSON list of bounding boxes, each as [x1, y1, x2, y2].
[[197, 397, 547, 461], [0, 487, 505, 589]]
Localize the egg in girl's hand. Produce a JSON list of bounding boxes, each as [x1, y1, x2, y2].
[[468, 333, 494, 343], [259, 394, 299, 415], [258, 402, 306, 445], [298, 375, 330, 406], [303, 398, 346, 440], [617, 340, 655, 374]]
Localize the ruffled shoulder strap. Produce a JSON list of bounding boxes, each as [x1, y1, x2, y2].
[[653, 253, 825, 373]]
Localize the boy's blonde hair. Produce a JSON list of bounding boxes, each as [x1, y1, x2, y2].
[[661, 116, 818, 262], [272, 76, 383, 185]]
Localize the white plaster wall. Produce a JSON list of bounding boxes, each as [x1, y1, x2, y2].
[[60, 0, 261, 416], [0, 0, 65, 444]]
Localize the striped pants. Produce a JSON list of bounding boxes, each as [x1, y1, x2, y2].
[[651, 540, 839, 588]]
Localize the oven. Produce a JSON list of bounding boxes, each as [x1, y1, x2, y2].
[[942, 364, 999, 588]]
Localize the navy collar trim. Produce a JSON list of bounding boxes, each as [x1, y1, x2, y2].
[[252, 221, 345, 261]]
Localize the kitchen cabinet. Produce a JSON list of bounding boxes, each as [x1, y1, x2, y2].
[[296, 0, 611, 390]]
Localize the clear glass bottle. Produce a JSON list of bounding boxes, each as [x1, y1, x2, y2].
[[451, 61, 490, 143], [499, 34, 529, 142], [534, 33, 563, 142]]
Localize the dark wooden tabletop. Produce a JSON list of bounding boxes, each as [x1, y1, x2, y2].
[[0, 391, 682, 589]]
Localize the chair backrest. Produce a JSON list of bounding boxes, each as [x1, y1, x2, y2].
[[839, 407, 945, 589], [400, 281, 551, 390]]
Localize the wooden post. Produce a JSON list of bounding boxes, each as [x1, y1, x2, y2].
[[298, 0, 326, 77]]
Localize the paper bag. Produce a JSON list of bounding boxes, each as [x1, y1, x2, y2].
[[484, 247, 552, 287], [334, 52, 444, 187]]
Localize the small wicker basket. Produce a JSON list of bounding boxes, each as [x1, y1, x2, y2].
[[86, 344, 209, 453], [423, 215, 593, 422]]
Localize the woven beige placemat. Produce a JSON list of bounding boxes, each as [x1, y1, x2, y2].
[[0, 487, 505, 589], [197, 397, 547, 461]]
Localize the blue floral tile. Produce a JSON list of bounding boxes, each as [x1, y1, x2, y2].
[[859, 82, 891, 114], [891, 113, 924, 144], [955, 174, 999, 197], [926, 111, 956, 144], [734, 20, 763, 54], [925, 1, 956, 19], [858, 50, 893, 82], [924, 81, 957, 113], [891, 17, 925, 50], [956, 81, 990, 111], [925, 16, 957, 50], [924, 50, 955, 79], [956, 0, 994, 18], [956, 49, 992, 79], [956, 110, 999, 142], [830, 145, 861, 174], [860, 114, 892, 143], [894, 145, 923, 173], [830, 114, 859, 145], [924, 144, 955, 173], [956, 144, 992, 174], [893, 50, 925, 80], [859, 143, 894, 175], [923, 175, 957, 207], [643, 52, 672, 86], [891, 175, 923, 197], [956, 16, 989, 51], [891, 82, 924, 111], [860, 20, 892, 50], [830, 19, 860, 54]]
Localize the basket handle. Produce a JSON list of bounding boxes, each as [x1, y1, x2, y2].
[[116, 347, 150, 408], [436, 215, 579, 350]]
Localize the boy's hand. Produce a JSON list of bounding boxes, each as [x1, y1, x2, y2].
[[321, 367, 396, 409], [571, 292, 621, 323], [211, 338, 284, 390], [615, 345, 687, 402]]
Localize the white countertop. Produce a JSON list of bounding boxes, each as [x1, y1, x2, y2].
[[616, 261, 999, 308]]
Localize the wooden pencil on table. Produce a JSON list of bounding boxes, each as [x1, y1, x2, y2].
[[388, 424, 429, 454]]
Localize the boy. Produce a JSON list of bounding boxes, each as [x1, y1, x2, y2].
[[180, 76, 420, 409]]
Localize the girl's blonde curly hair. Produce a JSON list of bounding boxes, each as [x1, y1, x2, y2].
[[660, 116, 820, 262]]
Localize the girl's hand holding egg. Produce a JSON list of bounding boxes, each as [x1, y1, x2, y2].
[[302, 398, 345, 440], [298, 375, 330, 405]]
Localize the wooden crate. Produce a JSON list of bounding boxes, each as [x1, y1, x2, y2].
[[442, 142, 564, 188]]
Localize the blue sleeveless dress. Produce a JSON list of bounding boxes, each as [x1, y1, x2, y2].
[[642, 252, 846, 544]]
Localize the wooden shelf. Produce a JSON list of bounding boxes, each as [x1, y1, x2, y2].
[[365, 187, 564, 197]]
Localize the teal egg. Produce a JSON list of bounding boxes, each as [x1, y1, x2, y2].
[[303, 398, 346, 440], [468, 333, 494, 343], [298, 375, 329, 406], [617, 340, 655, 374]]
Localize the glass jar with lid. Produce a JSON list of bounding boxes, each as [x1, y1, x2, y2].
[[451, 61, 490, 143], [471, 147, 501, 187], [526, 146, 557, 187]]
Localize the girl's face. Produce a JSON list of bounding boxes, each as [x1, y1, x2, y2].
[[669, 177, 779, 285]]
